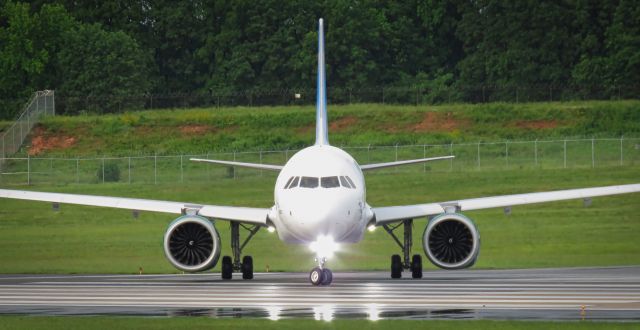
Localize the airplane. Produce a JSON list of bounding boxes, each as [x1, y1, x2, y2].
[[1, 19, 639, 286]]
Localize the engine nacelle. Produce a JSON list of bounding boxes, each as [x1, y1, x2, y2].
[[423, 213, 480, 269], [163, 215, 221, 272]]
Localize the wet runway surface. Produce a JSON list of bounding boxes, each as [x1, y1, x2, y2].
[[1, 266, 639, 321]]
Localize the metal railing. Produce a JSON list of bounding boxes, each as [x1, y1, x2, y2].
[[0, 137, 638, 186], [0, 91, 55, 169]]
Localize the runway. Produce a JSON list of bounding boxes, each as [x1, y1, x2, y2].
[[0, 266, 639, 321]]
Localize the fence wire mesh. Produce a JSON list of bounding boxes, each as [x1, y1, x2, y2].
[[1, 137, 638, 186]]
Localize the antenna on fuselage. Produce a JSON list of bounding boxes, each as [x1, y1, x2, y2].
[[315, 18, 329, 146]]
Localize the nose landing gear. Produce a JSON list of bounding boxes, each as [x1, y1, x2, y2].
[[309, 257, 333, 286]]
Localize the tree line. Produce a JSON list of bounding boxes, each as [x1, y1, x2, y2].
[[1, 0, 638, 118]]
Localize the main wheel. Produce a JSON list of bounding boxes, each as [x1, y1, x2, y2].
[[241, 255, 253, 280], [309, 267, 325, 286], [221, 256, 233, 280], [321, 268, 333, 286], [391, 254, 402, 279], [411, 254, 423, 279]]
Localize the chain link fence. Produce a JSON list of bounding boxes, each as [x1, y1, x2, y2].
[[53, 84, 640, 114], [0, 91, 55, 169], [0, 137, 638, 186]]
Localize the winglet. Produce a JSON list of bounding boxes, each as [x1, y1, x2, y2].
[[315, 18, 329, 146]]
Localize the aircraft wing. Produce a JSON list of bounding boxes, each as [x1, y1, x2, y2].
[[372, 183, 640, 225], [190, 158, 283, 171], [360, 156, 454, 171], [0, 189, 270, 225]]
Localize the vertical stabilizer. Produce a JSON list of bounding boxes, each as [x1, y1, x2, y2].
[[315, 18, 329, 146]]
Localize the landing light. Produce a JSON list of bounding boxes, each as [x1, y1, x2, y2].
[[367, 225, 376, 232], [267, 226, 276, 233], [309, 234, 339, 259]]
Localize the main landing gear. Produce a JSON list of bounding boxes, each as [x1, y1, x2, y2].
[[309, 257, 333, 286], [383, 219, 423, 279], [221, 222, 260, 280]]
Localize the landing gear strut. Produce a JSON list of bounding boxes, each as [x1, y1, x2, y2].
[[383, 219, 422, 279], [309, 257, 333, 286], [221, 222, 260, 280]]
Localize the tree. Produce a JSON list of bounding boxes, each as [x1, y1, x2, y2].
[[56, 23, 153, 113]]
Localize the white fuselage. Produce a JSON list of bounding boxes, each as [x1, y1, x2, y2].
[[270, 145, 373, 244]]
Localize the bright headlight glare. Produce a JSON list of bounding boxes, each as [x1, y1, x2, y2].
[[367, 224, 376, 232], [309, 234, 338, 259], [267, 226, 276, 233]]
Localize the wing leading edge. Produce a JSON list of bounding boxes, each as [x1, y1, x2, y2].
[[0, 189, 270, 225], [373, 183, 640, 225]]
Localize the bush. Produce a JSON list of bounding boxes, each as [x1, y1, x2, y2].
[[96, 162, 121, 182]]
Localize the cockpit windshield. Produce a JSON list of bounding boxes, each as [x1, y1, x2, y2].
[[300, 176, 319, 188], [284, 176, 355, 189], [321, 176, 340, 188]]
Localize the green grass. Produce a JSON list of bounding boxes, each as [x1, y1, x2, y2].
[[0, 316, 638, 330], [19, 100, 640, 156], [0, 166, 638, 274]]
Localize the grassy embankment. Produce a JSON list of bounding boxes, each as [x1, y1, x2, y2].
[[15, 100, 640, 157], [0, 100, 639, 274], [1, 316, 639, 330]]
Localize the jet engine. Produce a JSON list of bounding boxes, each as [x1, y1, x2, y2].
[[163, 215, 221, 272], [422, 213, 480, 269]]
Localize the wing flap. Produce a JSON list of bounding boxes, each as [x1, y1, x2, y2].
[[0, 189, 269, 225]]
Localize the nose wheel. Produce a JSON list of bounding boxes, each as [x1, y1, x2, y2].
[[309, 257, 333, 286]]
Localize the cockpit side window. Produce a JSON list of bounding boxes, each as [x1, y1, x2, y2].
[[339, 176, 351, 188], [321, 176, 340, 188], [300, 176, 319, 188], [289, 176, 299, 188], [283, 177, 294, 189], [345, 176, 356, 189]]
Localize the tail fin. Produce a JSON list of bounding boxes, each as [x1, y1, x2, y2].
[[315, 18, 329, 146]]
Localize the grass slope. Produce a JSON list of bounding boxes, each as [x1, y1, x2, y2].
[[20, 100, 640, 156]]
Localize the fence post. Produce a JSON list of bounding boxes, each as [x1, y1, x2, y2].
[[591, 138, 595, 168], [534, 139, 538, 167], [180, 155, 184, 183], [102, 158, 105, 184], [395, 144, 398, 161], [154, 154, 157, 184], [259, 149, 263, 177], [367, 144, 371, 163], [477, 142, 481, 170], [423, 144, 426, 173], [620, 136, 623, 166], [27, 154, 30, 185], [505, 141, 509, 168], [76, 158, 79, 184], [449, 143, 453, 172], [563, 139, 567, 169], [233, 151, 236, 180]]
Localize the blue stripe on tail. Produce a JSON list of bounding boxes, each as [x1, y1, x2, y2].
[[315, 18, 329, 146]]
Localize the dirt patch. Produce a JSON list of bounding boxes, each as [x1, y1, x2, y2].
[[411, 112, 462, 132], [179, 124, 214, 135], [28, 127, 77, 155], [329, 116, 358, 132], [513, 120, 558, 130]]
